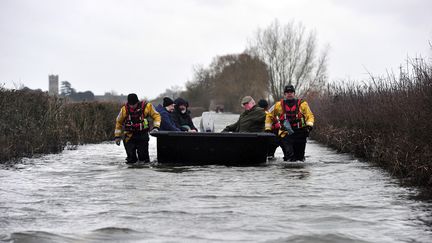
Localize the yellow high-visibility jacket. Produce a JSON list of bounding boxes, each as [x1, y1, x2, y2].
[[264, 110, 278, 131], [265, 99, 314, 137], [115, 102, 161, 141]]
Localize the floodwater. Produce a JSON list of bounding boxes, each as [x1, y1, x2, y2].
[[1, 113, 431, 243]]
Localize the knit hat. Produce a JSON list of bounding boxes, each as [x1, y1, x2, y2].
[[163, 97, 174, 107], [127, 93, 139, 105], [257, 99, 268, 109]]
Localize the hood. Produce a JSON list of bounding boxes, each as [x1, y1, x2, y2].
[[174, 97, 188, 107]]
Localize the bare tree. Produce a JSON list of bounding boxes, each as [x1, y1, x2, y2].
[[248, 19, 328, 100], [155, 85, 184, 99]]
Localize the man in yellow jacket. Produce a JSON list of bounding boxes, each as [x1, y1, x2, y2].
[[115, 93, 161, 164], [265, 85, 314, 161]]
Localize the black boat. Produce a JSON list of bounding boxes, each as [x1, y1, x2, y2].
[[150, 131, 274, 166]]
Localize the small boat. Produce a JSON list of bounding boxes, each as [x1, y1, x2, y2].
[[150, 131, 274, 166]]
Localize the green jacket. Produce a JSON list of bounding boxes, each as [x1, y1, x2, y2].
[[222, 105, 266, 132]]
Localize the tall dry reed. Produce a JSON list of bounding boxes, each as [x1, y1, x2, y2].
[[310, 59, 432, 188], [0, 87, 121, 162]]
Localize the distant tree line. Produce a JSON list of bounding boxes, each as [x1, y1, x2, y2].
[[60, 81, 95, 102], [151, 86, 184, 107], [59, 81, 128, 103]]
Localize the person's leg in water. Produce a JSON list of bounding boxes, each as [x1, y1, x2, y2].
[[280, 136, 294, 161], [291, 140, 306, 161], [290, 130, 308, 161], [136, 132, 150, 162], [124, 136, 138, 164], [267, 135, 281, 160]]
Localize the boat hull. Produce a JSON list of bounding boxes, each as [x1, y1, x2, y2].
[[151, 131, 275, 166]]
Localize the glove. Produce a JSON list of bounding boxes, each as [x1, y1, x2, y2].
[[283, 120, 295, 135], [150, 127, 159, 134], [115, 137, 121, 146]]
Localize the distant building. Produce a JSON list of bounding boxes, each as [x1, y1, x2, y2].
[[48, 75, 59, 95]]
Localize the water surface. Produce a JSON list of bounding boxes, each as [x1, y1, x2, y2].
[[1, 113, 431, 242]]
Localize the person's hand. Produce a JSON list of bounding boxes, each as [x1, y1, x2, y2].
[[189, 129, 197, 133], [150, 127, 159, 134], [306, 126, 313, 133], [115, 137, 121, 146]]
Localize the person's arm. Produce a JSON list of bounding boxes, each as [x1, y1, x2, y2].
[[266, 102, 281, 131], [187, 116, 198, 131], [300, 101, 314, 127], [171, 112, 188, 131], [164, 112, 181, 131], [146, 103, 161, 128], [114, 106, 126, 138], [222, 120, 239, 132], [265, 112, 274, 132]]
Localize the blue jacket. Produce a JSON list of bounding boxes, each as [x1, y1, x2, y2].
[[155, 104, 181, 131]]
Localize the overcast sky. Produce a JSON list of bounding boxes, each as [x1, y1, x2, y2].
[[1, 0, 431, 99]]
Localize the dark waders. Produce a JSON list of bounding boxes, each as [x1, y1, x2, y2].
[[267, 132, 280, 159], [280, 128, 308, 161], [123, 132, 150, 163]]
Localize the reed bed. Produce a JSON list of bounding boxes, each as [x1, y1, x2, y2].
[[0, 88, 120, 162], [310, 60, 432, 189]]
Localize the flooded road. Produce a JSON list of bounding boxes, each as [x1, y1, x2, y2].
[[1, 113, 431, 242]]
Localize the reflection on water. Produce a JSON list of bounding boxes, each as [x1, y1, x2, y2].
[[153, 166, 197, 174], [0, 113, 431, 242]]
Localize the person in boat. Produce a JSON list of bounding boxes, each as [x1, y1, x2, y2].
[[258, 99, 281, 160], [171, 97, 198, 132], [155, 97, 181, 131], [265, 85, 314, 161], [222, 96, 268, 133], [114, 93, 161, 164]]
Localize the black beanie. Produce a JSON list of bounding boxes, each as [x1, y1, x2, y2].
[[257, 99, 269, 109], [163, 97, 174, 107], [127, 93, 139, 105]]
